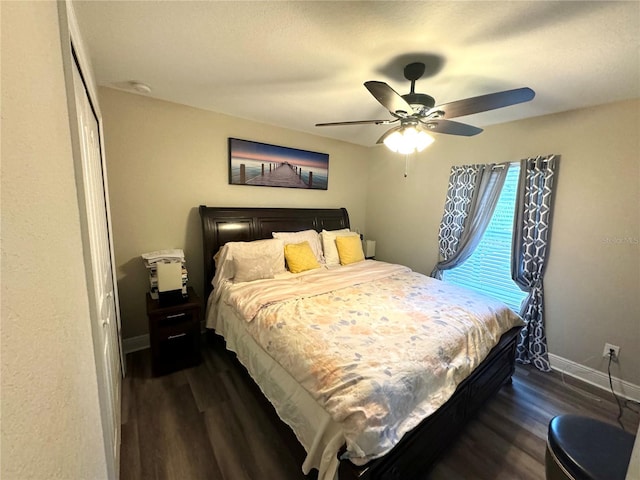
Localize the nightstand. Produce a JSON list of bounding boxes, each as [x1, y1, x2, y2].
[[146, 286, 201, 376]]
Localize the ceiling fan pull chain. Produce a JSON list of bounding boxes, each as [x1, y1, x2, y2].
[[405, 154, 409, 178]]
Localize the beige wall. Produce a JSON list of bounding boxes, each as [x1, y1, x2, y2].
[[1, 2, 108, 478], [102, 84, 639, 386], [366, 99, 640, 386], [99, 87, 371, 339]]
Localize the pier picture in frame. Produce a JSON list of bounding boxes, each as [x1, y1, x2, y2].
[[228, 138, 329, 190]]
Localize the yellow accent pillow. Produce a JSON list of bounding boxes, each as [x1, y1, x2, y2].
[[284, 241, 321, 273], [335, 235, 365, 265]]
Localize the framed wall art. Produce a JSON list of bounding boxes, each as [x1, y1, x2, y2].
[[228, 138, 329, 190]]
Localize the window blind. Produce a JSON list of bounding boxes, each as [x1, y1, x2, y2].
[[443, 163, 527, 312]]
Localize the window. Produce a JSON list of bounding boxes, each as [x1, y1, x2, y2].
[[442, 163, 527, 312]]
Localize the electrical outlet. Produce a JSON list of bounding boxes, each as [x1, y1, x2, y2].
[[603, 343, 620, 361]]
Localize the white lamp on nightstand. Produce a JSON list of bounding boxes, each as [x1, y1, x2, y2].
[[364, 240, 376, 259]]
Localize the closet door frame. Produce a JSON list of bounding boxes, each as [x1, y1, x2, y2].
[[57, 2, 124, 478]]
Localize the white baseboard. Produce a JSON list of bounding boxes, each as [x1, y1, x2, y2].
[[549, 353, 640, 402], [122, 334, 149, 354]]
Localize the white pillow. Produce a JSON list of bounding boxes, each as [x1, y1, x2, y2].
[[272, 229, 324, 264], [213, 238, 285, 285], [321, 229, 359, 266]]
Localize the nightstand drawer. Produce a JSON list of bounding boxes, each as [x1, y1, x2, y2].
[[156, 320, 199, 341], [155, 310, 196, 327], [154, 332, 200, 375]]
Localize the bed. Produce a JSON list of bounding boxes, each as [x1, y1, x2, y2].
[[199, 205, 523, 480]]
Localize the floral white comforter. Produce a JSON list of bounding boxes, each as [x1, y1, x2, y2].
[[222, 260, 523, 464]]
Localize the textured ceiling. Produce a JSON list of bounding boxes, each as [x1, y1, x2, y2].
[[73, 1, 640, 147]]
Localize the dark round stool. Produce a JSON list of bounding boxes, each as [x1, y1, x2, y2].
[[545, 414, 635, 480]]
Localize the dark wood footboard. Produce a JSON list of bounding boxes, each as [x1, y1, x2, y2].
[[339, 325, 522, 480]]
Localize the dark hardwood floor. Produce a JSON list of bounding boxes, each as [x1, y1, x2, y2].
[[120, 335, 639, 480]]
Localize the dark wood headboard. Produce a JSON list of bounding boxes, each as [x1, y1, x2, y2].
[[199, 206, 350, 298]]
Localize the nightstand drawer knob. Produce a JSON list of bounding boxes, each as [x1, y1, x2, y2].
[[166, 313, 186, 320], [167, 333, 187, 340]]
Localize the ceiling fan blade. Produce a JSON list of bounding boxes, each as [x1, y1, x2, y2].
[[315, 119, 397, 127], [364, 81, 415, 117], [432, 87, 535, 119], [419, 118, 483, 136]]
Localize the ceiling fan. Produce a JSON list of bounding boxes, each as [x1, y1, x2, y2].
[[316, 62, 535, 153]]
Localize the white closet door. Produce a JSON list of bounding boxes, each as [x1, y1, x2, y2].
[[72, 58, 122, 468]]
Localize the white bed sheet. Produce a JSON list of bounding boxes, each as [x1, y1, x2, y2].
[[207, 294, 345, 480]]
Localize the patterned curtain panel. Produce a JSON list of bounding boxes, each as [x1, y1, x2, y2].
[[431, 163, 509, 279], [511, 154, 559, 371]]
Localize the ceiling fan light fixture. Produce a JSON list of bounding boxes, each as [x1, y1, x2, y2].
[[383, 126, 434, 154]]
